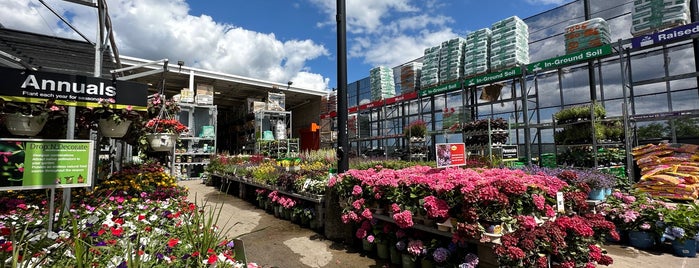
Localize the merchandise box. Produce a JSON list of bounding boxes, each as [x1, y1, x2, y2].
[[252, 101, 267, 112], [180, 88, 194, 103], [196, 83, 214, 96], [200, 125, 215, 138], [195, 95, 213, 105], [267, 92, 285, 111]]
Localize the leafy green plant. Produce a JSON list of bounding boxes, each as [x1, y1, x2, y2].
[[660, 202, 699, 242]]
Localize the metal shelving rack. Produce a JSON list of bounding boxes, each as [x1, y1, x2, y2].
[[173, 103, 217, 180]]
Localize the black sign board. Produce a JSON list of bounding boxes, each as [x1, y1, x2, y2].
[[501, 144, 518, 160], [0, 66, 148, 109]]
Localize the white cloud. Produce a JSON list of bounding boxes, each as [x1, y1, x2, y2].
[[309, 0, 419, 34], [0, 0, 330, 91], [309, 0, 458, 68]]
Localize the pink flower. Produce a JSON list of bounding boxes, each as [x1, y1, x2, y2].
[[423, 196, 449, 219], [361, 208, 373, 220], [352, 185, 363, 196], [390, 203, 401, 214], [366, 235, 375, 243], [621, 210, 639, 223], [532, 194, 545, 210], [352, 198, 365, 210], [612, 191, 623, 199], [355, 228, 367, 239], [393, 210, 414, 229], [517, 215, 537, 230], [407, 239, 424, 256], [622, 195, 636, 204]]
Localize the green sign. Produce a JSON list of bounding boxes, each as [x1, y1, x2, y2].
[[527, 44, 612, 73], [0, 139, 94, 191], [418, 81, 462, 96], [464, 67, 521, 87]]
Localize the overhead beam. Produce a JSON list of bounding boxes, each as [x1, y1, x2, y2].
[[0, 49, 37, 70]]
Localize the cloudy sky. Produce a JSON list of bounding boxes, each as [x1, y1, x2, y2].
[[0, 0, 570, 91]]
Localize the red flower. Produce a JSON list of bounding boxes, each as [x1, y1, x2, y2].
[[0, 241, 12, 252], [207, 254, 217, 264], [110, 227, 123, 236], [191, 251, 200, 257], [113, 217, 124, 225], [137, 214, 146, 221], [167, 238, 180, 248]]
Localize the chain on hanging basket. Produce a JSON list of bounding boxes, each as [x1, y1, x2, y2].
[[144, 93, 188, 136], [144, 93, 188, 151]]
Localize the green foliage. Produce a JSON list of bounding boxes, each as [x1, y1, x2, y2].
[[660, 202, 699, 242], [637, 122, 667, 140], [349, 159, 435, 170], [554, 103, 606, 123]]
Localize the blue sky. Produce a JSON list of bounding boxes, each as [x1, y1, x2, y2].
[[1, 0, 570, 91]]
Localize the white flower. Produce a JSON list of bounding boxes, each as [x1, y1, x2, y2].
[[47, 231, 59, 240], [140, 253, 152, 262], [58, 230, 71, 239]]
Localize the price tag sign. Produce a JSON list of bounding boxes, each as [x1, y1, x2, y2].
[[556, 192, 565, 213]]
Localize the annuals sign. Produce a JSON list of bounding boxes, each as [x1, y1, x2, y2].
[[0, 138, 94, 191], [0, 66, 148, 110], [435, 143, 466, 168]]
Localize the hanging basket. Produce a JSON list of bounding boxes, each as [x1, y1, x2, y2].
[[98, 119, 132, 138], [146, 133, 177, 151], [4, 113, 47, 136]]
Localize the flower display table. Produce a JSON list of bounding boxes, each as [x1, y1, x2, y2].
[[210, 173, 326, 228]]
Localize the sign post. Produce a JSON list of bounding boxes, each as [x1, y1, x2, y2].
[[435, 143, 466, 168]]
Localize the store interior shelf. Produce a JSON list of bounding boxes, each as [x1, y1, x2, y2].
[[172, 104, 217, 180]]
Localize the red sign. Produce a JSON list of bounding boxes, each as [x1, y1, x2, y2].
[[348, 106, 358, 113], [385, 92, 418, 105], [435, 143, 466, 168]]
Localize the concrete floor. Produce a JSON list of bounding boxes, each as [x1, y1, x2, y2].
[[180, 180, 699, 268]]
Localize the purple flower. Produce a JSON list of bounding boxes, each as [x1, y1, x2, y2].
[[433, 247, 450, 263], [396, 240, 406, 251], [670, 227, 686, 238], [459, 253, 479, 268], [227, 241, 235, 248]]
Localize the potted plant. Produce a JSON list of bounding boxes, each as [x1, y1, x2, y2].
[[142, 118, 188, 151], [660, 202, 699, 257], [0, 98, 66, 136], [83, 98, 143, 138], [404, 119, 427, 142], [596, 190, 667, 248], [561, 168, 616, 200]]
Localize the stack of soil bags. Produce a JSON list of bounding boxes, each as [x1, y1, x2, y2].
[[565, 18, 611, 54], [632, 143, 699, 200]]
